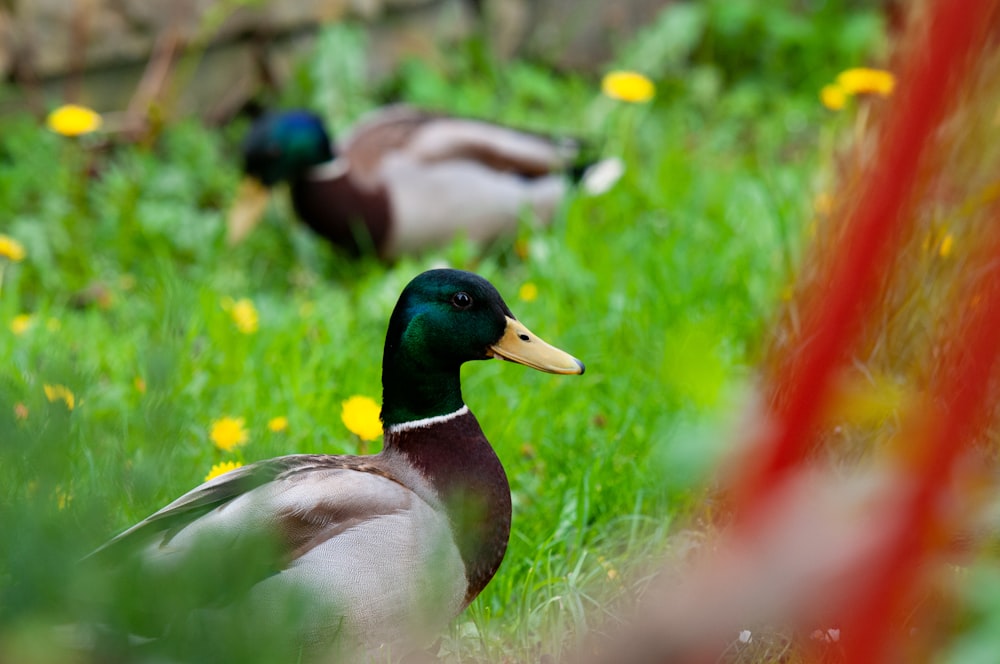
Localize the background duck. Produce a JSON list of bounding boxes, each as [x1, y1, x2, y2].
[[228, 107, 622, 258], [89, 269, 584, 661]]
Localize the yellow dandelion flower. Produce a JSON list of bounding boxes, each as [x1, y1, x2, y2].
[[46, 104, 103, 137], [43, 384, 75, 410], [268, 416, 289, 433], [14, 402, 28, 420], [939, 233, 954, 258], [601, 70, 656, 103], [0, 234, 26, 262], [210, 416, 249, 452], [836, 67, 895, 97], [205, 460, 244, 482], [10, 314, 34, 336], [519, 282, 538, 302], [820, 83, 847, 111], [222, 297, 259, 334], [341, 395, 383, 441]]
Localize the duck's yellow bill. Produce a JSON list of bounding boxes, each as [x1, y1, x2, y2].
[[489, 316, 585, 375], [226, 177, 272, 245]]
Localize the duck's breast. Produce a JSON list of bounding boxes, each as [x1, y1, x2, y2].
[[291, 165, 393, 256]]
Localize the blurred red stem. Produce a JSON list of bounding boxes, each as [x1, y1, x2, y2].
[[842, 212, 1000, 662], [736, 0, 997, 512]]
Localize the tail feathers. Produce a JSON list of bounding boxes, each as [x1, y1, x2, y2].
[[577, 157, 626, 195]]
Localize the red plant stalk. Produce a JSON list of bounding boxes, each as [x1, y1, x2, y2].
[[734, 0, 1000, 660], [734, 0, 1000, 515], [840, 222, 1000, 661]]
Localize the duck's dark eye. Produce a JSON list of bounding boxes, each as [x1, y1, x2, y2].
[[451, 292, 473, 310]]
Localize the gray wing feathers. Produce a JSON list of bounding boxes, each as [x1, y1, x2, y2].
[[92, 456, 416, 566], [403, 118, 579, 175], [341, 105, 579, 186]]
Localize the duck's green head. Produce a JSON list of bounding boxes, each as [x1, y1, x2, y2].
[[381, 269, 584, 427], [242, 111, 334, 186]]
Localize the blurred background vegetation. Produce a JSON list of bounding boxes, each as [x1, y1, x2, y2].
[[9, 1, 998, 662]]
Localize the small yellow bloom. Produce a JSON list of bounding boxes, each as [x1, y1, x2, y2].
[[0, 234, 26, 262], [601, 70, 656, 103], [205, 460, 244, 482], [10, 314, 34, 336], [44, 384, 75, 411], [836, 67, 895, 97], [56, 486, 73, 511], [813, 192, 834, 216], [268, 416, 289, 433], [828, 372, 909, 426], [46, 104, 103, 137], [134, 377, 147, 394], [820, 83, 847, 111], [597, 554, 619, 581], [210, 416, 249, 452], [222, 297, 259, 334], [341, 395, 383, 441], [939, 233, 954, 258], [519, 282, 538, 303]]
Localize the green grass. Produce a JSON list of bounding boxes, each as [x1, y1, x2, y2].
[[0, 4, 886, 661]]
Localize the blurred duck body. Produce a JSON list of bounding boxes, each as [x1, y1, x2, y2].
[[230, 106, 612, 258]]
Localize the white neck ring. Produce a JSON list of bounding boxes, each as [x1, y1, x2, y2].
[[386, 405, 468, 434]]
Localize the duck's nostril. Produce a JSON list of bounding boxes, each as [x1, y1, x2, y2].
[[518, 334, 530, 341]]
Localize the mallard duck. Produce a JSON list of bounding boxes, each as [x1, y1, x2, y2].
[[228, 106, 621, 257], [92, 268, 584, 659]]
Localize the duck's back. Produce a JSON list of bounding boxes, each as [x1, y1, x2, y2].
[[340, 106, 443, 187]]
